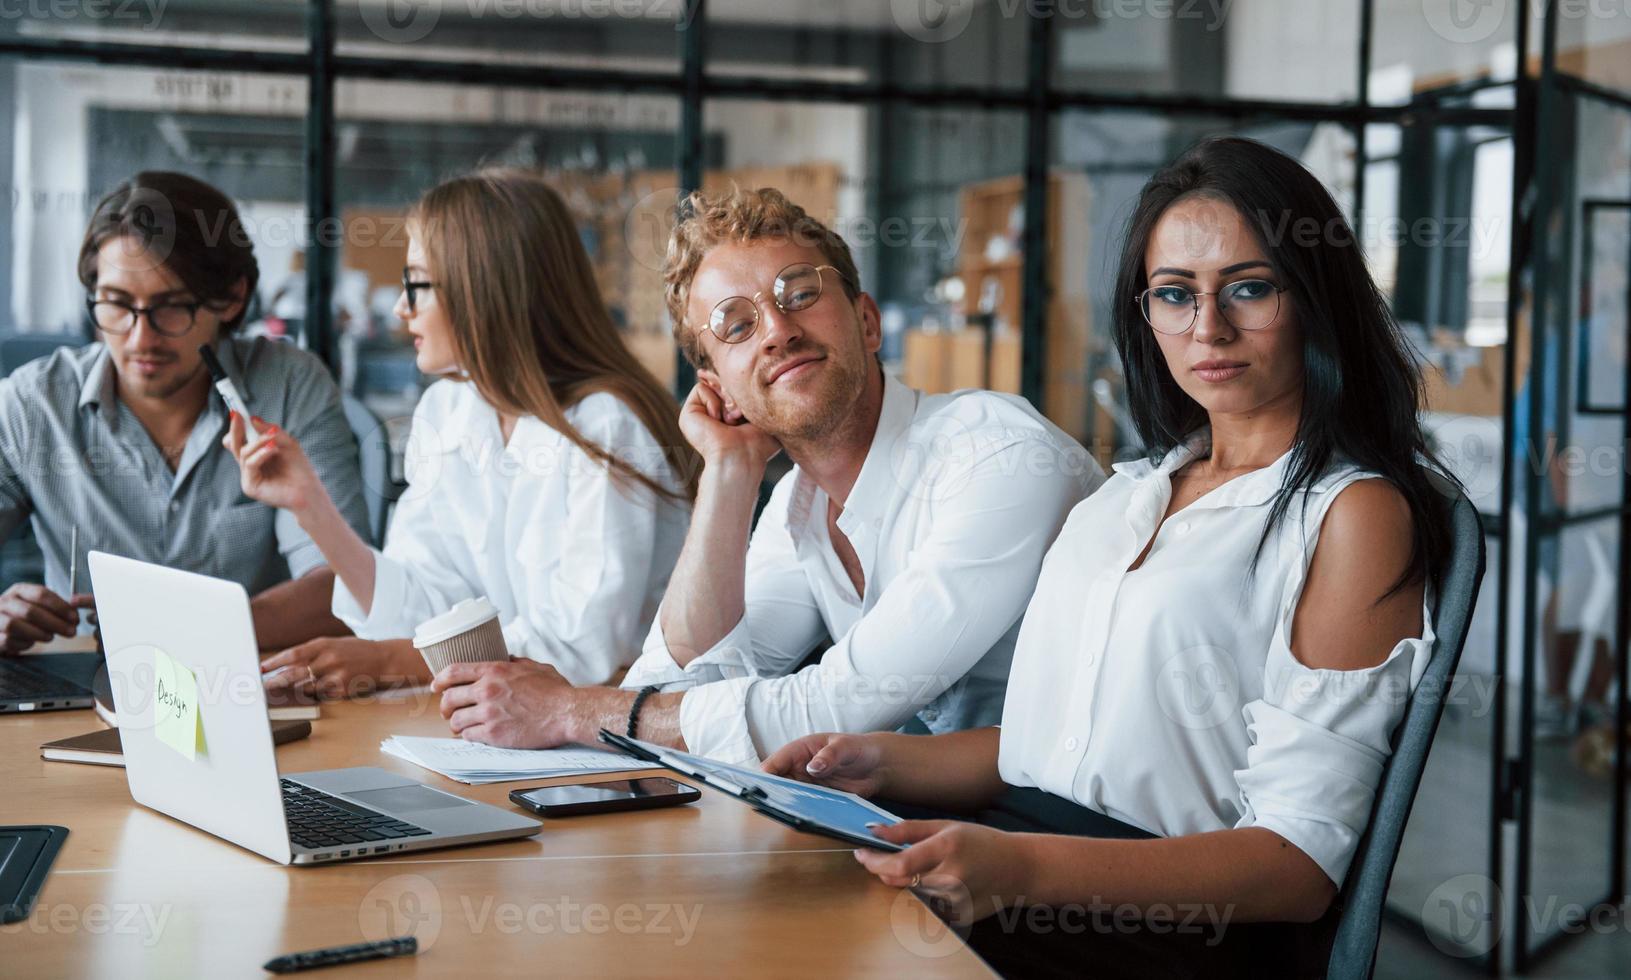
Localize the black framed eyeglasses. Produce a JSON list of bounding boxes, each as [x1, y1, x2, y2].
[[402, 266, 435, 314], [85, 297, 203, 338], [1136, 278, 1286, 336], [705, 262, 850, 345]]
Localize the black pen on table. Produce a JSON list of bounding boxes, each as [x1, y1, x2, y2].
[[263, 936, 417, 974]]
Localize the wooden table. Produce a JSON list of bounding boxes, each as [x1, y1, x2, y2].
[[2, 659, 992, 977]]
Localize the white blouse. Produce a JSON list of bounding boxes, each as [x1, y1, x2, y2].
[[333, 380, 690, 685], [997, 430, 1434, 887]]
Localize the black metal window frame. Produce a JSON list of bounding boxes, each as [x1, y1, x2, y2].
[[1509, 3, 1631, 970], [1575, 199, 1631, 415], [0, 0, 1512, 395]]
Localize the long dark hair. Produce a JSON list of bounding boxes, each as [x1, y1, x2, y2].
[[1110, 136, 1454, 596]]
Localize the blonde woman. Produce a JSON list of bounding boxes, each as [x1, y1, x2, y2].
[[225, 170, 696, 699]]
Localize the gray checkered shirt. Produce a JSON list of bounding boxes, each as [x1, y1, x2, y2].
[[0, 337, 370, 603]]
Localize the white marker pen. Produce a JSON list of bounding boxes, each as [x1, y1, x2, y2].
[[198, 345, 261, 439]]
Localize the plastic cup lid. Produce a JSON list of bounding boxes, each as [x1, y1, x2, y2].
[[413, 596, 499, 648]]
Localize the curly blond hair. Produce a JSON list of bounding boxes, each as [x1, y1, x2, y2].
[[663, 185, 861, 369]]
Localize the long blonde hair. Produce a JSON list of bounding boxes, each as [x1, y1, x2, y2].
[[409, 169, 697, 502]]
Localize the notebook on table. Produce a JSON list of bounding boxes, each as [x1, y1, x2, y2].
[[42, 720, 313, 767]]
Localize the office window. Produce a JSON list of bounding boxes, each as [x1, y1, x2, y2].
[[1367, 121, 1512, 516], [706, 1, 1028, 90], [331, 80, 683, 430], [1, 59, 308, 337], [1368, 0, 1520, 107], [1516, 91, 1629, 928], [1550, 0, 1631, 96], [1051, 0, 1361, 103], [334, 0, 684, 72], [0, 0, 308, 53]]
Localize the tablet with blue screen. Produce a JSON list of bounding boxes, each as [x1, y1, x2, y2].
[[598, 730, 905, 852]]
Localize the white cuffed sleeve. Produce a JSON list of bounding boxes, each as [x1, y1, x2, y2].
[[619, 472, 827, 763], [640, 433, 1084, 765], [1232, 496, 1435, 887]]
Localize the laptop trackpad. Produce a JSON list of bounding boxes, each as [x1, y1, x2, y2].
[[347, 785, 473, 814]]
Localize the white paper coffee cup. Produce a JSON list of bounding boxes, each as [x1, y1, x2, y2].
[[413, 597, 509, 674]]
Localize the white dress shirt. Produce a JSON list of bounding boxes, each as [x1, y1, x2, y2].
[[998, 430, 1435, 887], [333, 380, 690, 684], [623, 373, 1104, 765]]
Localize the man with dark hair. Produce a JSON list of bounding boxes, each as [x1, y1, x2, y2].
[[0, 171, 370, 653]]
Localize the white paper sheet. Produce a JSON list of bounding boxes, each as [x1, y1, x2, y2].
[[381, 735, 658, 784]]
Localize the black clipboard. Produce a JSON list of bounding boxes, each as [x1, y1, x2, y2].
[[598, 730, 905, 852]]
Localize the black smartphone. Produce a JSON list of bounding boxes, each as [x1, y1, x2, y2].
[[509, 777, 700, 817]]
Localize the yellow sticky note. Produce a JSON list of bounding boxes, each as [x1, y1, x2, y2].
[[153, 647, 205, 761]]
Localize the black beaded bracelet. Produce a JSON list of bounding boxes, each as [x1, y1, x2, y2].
[[627, 685, 660, 739]]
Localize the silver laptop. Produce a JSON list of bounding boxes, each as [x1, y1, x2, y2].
[[88, 551, 539, 865]]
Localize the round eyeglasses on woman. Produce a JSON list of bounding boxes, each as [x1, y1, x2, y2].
[[1136, 278, 1286, 336], [85, 296, 205, 338], [707, 262, 850, 345]]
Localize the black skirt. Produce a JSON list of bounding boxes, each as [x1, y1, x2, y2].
[[879, 786, 1332, 980]]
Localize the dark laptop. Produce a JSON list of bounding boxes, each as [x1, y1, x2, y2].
[[0, 652, 102, 713]]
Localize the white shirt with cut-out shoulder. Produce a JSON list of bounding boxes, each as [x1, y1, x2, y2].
[[998, 431, 1435, 887]]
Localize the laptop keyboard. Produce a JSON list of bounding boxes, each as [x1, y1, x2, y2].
[[0, 659, 92, 701], [281, 779, 433, 851]]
